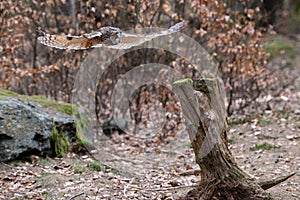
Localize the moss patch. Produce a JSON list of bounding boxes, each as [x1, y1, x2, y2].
[[88, 161, 102, 172], [193, 78, 215, 93], [30, 95, 74, 116], [227, 138, 234, 144], [0, 89, 93, 153], [0, 89, 74, 116], [173, 78, 193, 86], [51, 122, 69, 158], [0, 89, 19, 97], [0, 97, 7, 101], [38, 96, 94, 149], [75, 119, 93, 148], [250, 143, 280, 151], [276, 109, 290, 119], [265, 40, 297, 59], [257, 118, 272, 125], [74, 165, 85, 174], [228, 118, 247, 126]]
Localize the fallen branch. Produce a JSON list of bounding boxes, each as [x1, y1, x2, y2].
[[69, 192, 84, 200], [144, 184, 198, 191]]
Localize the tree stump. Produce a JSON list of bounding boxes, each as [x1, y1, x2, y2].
[[173, 78, 272, 200]]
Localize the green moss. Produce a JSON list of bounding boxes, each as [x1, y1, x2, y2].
[[227, 138, 234, 144], [74, 165, 85, 174], [193, 78, 215, 93], [228, 118, 247, 126], [265, 40, 297, 59], [266, 193, 273, 199], [32, 95, 94, 152], [0, 89, 94, 150], [276, 109, 290, 119], [250, 143, 280, 151], [30, 95, 74, 116], [257, 118, 272, 125], [72, 107, 93, 148], [51, 122, 69, 158], [173, 78, 193, 86], [74, 119, 93, 147], [0, 89, 19, 97], [0, 89, 74, 116], [88, 162, 101, 172]]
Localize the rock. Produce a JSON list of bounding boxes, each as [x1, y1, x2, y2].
[[0, 93, 76, 162], [102, 118, 126, 137]]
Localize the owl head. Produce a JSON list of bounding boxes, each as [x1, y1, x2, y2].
[[99, 27, 122, 45]]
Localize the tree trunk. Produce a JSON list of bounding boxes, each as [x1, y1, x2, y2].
[[174, 78, 271, 200]]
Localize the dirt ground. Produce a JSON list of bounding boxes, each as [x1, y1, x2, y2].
[[0, 107, 299, 200], [0, 36, 299, 200]]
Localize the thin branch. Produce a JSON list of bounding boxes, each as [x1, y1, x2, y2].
[[69, 192, 84, 200], [144, 184, 198, 191], [150, 0, 163, 26]]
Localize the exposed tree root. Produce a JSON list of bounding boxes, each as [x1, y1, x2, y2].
[[258, 172, 296, 190], [183, 179, 271, 200]]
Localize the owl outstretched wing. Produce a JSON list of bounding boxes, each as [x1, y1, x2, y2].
[[105, 22, 184, 49], [38, 22, 183, 50], [38, 26, 121, 50], [38, 34, 91, 50]]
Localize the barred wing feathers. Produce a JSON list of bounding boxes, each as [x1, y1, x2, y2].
[[38, 34, 95, 50], [38, 22, 183, 50], [106, 22, 184, 49]]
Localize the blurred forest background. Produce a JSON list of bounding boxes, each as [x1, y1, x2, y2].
[[1, 0, 300, 118], [1, 1, 300, 198]]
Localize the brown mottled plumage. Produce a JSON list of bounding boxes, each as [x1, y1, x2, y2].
[[38, 22, 183, 50]]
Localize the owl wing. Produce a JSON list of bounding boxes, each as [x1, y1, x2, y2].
[[38, 22, 183, 50], [106, 22, 184, 49], [38, 33, 103, 50], [105, 34, 148, 49]]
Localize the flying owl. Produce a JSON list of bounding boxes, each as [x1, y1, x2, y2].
[[38, 22, 183, 50]]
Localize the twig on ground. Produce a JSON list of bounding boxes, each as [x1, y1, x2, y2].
[[123, 184, 129, 197], [144, 184, 198, 191], [69, 192, 84, 200], [0, 162, 12, 167]]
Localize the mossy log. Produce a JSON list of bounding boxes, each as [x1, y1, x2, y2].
[[173, 78, 295, 200]]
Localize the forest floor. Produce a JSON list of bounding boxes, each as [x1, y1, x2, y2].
[[0, 36, 299, 200]]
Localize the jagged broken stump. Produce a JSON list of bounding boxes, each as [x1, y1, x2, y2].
[[173, 78, 295, 200]]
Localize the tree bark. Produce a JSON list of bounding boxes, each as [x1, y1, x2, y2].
[[174, 78, 271, 200]]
